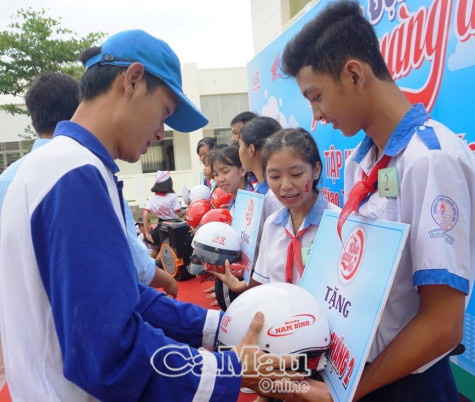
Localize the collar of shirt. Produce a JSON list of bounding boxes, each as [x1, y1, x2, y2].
[[31, 138, 51, 151], [353, 103, 430, 164], [272, 191, 329, 233], [227, 183, 254, 210], [255, 180, 269, 195], [53, 121, 119, 174]]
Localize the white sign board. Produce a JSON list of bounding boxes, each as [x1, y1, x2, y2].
[[300, 210, 409, 401], [232, 189, 265, 284]]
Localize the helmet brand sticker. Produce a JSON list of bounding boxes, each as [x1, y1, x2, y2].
[[219, 315, 231, 334], [212, 233, 226, 246], [267, 314, 316, 337]]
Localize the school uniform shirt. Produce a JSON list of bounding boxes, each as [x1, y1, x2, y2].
[[252, 191, 340, 284], [344, 103, 475, 372], [227, 183, 254, 216], [0, 121, 241, 401], [123, 200, 157, 285], [254, 179, 282, 220], [144, 192, 182, 220], [262, 187, 283, 221]]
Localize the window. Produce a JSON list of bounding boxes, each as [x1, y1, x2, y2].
[[140, 131, 175, 173], [214, 128, 232, 145], [200, 93, 250, 128], [0, 140, 34, 174]]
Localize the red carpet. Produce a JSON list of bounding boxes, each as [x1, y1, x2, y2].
[[175, 275, 221, 310]]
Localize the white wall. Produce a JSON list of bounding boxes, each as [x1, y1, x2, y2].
[[251, 0, 286, 54]]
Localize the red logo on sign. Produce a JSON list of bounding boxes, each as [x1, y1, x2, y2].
[[245, 199, 253, 226], [271, 52, 281, 81], [339, 228, 365, 283], [252, 70, 261, 92]]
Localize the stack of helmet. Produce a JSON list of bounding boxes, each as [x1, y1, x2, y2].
[[187, 221, 241, 277], [189, 184, 211, 204], [181, 184, 211, 208], [185, 184, 237, 279], [218, 282, 332, 373], [185, 199, 212, 230], [200, 208, 233, 226]]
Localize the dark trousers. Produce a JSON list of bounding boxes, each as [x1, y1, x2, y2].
[[359, 357, 458, 402]]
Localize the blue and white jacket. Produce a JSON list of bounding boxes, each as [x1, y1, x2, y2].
[[0, 121, 241, 401]]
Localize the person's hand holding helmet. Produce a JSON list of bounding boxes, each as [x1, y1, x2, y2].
[[203, 259, 247, 293]]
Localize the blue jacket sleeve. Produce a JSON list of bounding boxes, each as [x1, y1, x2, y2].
[[31, 165, 241, 401], [123, 199, 156, 286]]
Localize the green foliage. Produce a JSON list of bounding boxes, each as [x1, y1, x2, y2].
[[18, 125, 36, 142], [0, 7, 106, 115]]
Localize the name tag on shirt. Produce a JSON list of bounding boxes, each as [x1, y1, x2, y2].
[[378, 167, 399, 198], [302, 245, 312, 267]]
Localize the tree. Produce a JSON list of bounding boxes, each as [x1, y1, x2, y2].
[[0, 8, 106, 117]]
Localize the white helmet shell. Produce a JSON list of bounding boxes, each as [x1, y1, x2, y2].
[[192, 222, 241, 265], [189, 184, 211, 202], [218, 283, 331, 356]]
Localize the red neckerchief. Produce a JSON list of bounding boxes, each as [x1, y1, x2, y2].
[[337, 154, 391, 241], [284, 227, 309, 283]]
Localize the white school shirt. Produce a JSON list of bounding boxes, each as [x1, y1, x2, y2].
[[144, 192, 181, 220], [344, 103, 475, 372], [252, 191, 339, 285]]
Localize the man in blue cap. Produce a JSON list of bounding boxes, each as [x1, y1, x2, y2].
[[0, 30, 288, 401]]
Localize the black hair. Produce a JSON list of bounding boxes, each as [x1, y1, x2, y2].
[[79, 46, 164, 100], [281, 0, 392, 82], [210, 145, 250, 186], [151, 177, 175, 193], [196, 137, 217, 155], [25, 72, 81, 135], [230, 111, 258, 126], [262, 127, 322, 193], [210, 145, 243, 170], [239, 116, 282, 150]]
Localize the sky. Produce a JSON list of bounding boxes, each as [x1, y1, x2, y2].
[[0, 0, 255, 69]]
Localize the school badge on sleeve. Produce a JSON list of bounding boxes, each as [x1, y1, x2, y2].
[[429, 195, 458, 244]]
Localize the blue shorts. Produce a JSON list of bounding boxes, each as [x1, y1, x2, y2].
[[359, 357, 458, 402]]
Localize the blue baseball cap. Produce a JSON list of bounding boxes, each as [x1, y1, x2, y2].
[[84, 29, 208, 132]]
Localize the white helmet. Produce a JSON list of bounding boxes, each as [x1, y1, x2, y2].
[[192, 222, 241, 266], [218, 283, 331, 371], [189, 184, 211, 202]]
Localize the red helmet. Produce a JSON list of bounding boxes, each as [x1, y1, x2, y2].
[[211, 187, 233, 209], [200, 208, 233, 226], [185, 199, 212, 229]]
